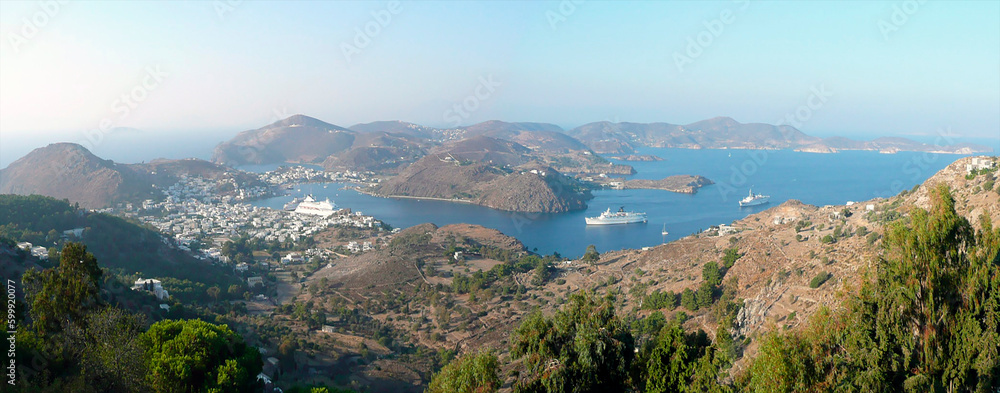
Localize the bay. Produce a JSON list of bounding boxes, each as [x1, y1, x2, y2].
[[249, 148, 972, 258]]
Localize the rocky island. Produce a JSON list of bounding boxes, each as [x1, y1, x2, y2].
[[609, 154, 663, 161], [371, 138, 593, 213], [622, 175, 714, 194]]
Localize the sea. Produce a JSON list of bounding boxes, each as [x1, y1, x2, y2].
[[246, 147, 980, 258]]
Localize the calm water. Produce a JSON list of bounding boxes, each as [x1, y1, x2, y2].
[[250, 148, 973, 258]]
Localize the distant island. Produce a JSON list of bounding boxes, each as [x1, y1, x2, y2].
[[609, 154, 663, 161], [621, 175, 714, 194], [564, 117, 993, 155]]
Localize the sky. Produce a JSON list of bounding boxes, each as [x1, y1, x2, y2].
[[1, 0, 998, 166]]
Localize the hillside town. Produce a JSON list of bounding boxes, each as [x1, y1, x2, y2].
[[105, 170, 387, 263]]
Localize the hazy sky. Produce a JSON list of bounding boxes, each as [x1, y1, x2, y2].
[[1, 0, 998, 147]]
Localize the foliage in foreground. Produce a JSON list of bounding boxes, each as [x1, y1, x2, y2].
[[426, 350, 501, 393], [9, 242, 262, 393], [742, 184, 999, 392], [430, 185, 999, 393]]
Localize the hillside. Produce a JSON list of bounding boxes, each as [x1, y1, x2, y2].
[[568, 116, 994, 155], [0, 143, 270, 209], [270, 155, 997, 391], [212, 115, 434, 173], [372, 151, 592, 213], [0, 194, 241, 302], [0, 143, 159, 208], [349, 120, 436, 139], [212, 114, 356, 166]]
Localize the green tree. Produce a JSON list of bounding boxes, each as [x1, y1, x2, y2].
[[23, 242, 103, 335], [641, 322, 731, 393], [680, 288, 698, 311], [742, 184, 1000, 392], [67, 307, 150, 393], [510, 292, 634, 393], [744, 333, 816, 393], [141, 319, 262, 393], [207, 286, 221, 303], [702, 262, 721, 287], [694, 282, 714, 309], [721, 248, 741, 269], [426, 350, 501, 393], [582, 245, 600, 264], [644, 323, 690, 393]]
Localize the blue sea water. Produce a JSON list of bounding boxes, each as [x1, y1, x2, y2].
[[249, 148, 976, 258]]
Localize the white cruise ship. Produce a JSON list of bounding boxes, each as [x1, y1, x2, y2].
[[293, 195, 337, 217], [738, 188, 770, 207], [585, 207, 647, 225]]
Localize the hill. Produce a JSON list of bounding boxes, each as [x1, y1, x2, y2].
[[212, 114, 356, 166], [212, 115, 434, 173], [0, 194, 240, 303], [349, 120, 437, 139], [567, 116, 994, 155], [372, 149, 592, 213], [0, 143, 269, 209], [0, 143, 159, 209], [622, 174, 715, 193]]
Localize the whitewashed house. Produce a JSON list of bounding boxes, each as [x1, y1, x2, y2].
[[133, 278, 170, 301]]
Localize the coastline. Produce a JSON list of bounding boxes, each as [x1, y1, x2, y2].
[[350, 186, 478, 205]]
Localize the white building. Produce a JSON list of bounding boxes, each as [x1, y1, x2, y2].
[[247, 276, 264, 287], [63, 228, 85, 238], [966, 157, 996, 174], [133, 278, 170, 301], [346, 241, 361, 253], [235, 262, 249, 272], [281, 252, 304, 264]]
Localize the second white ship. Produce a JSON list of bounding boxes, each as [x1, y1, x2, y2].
[[738, 188, 770, 207], [585, 207, 647, 225]]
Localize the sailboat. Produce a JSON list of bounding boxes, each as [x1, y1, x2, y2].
[[661, 223, 669, 236]]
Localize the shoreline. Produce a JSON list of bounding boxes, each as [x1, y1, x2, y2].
[[350, 186, 478, 205]]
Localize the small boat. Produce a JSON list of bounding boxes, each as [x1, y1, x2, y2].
[[661, 223, 669, 236]]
